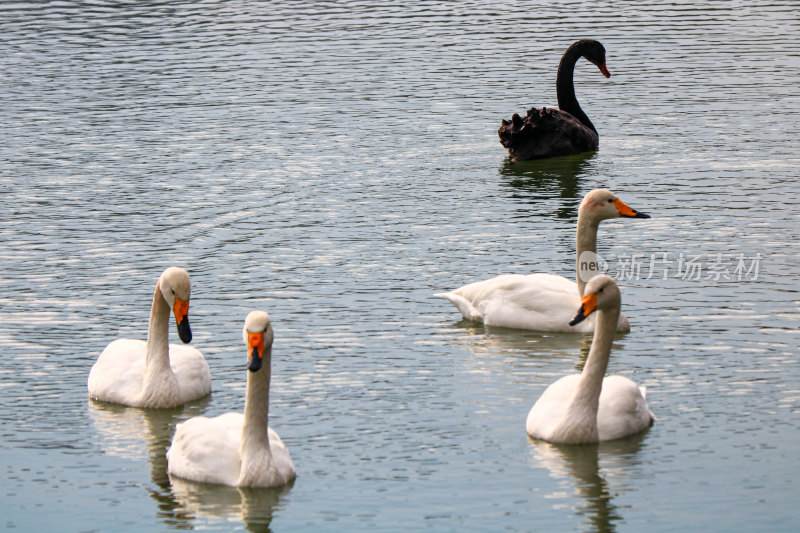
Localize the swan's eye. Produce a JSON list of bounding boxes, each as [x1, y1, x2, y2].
[[171, 289, 175, 295], [607, 199, 613, 203]]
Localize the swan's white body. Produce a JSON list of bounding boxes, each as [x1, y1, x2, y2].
[[437, 273, 625, 334], [527, 374, 652, 443], [167, 412, 294, 488], [167, 311, 296, 488], [88, 267, 211, 409], [437, 189, 648, 333], [89, 339, 210, 408], [526, 276, 654, 444]]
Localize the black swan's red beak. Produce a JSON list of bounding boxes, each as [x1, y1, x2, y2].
[[598, 63, 611, 78]]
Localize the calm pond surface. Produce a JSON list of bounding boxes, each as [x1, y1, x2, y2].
[[1, 1, 799, 531]]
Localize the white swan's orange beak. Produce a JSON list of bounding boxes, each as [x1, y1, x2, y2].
[[173, 297, 192, 343], [598, 63, 611, 78], [569, 293, 598, 326], [247, 331, 265, 372], [613, 198, 650, 219]]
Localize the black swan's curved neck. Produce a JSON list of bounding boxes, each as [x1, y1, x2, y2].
[[556, 43, 597, 134]]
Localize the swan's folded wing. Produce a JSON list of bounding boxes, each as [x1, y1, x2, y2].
[[526, 374, 580, 440], [597, 376, 654, 441], [169, 344, 212, 401], [167, 412, 243, 487], [267, 427, 297, 483], [87, 339, 147, 404], [482, 274, 580, 329], [499, 107, 599, 161]]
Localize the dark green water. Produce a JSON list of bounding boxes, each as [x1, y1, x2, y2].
[[1, 1, 798, 531]]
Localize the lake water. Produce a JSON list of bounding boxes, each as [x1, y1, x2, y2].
[[1, 1, 799, 531]]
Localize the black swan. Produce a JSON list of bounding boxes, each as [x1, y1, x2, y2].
[[498, 40, 610, 161]]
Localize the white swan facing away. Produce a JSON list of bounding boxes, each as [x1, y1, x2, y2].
[[87, 267, 211, 409], [526, 276, 654, 444], [167, 311, 296, 488], [436, 189, 650, 333]]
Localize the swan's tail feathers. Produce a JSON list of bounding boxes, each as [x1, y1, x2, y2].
[[435, 292, 483, 323], [498, 107, 558, 159], [639, 385, 658, 422]]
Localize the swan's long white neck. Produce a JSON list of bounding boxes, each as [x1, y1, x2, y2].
[[144, 284, 174, 375], [576, 212, 600, 296], [562, 305, 619, 442], [140, 283, 179, 407], [241, 348, 272, 467]]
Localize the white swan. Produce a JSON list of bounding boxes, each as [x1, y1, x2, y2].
[[436, 188, 649, 333], [166, 311, 296, 488], [88, 267, 211, 409], [526, 275, 654, 444]]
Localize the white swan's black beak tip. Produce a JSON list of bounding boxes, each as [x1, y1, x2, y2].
[[177, 318, 192, 344], [620, 209, 650, 219], [247, 346, 262, 372], [569, 307, 587, 326]]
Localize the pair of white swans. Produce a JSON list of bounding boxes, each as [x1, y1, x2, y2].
[[438, 188, 655, 444], [88, 267, 295, 488]]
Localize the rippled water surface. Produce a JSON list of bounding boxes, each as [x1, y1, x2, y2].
[[2, 1, 799, 531]]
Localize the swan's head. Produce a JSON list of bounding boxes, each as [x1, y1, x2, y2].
[[243, 310, 274, 373], [158, 267, 192, 344], [569, 275, 621, 326], [580, 188, 650, 223], [575, 39, 610, 78]]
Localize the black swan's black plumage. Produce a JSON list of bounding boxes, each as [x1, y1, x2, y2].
[[499, 40, 610, 161]]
